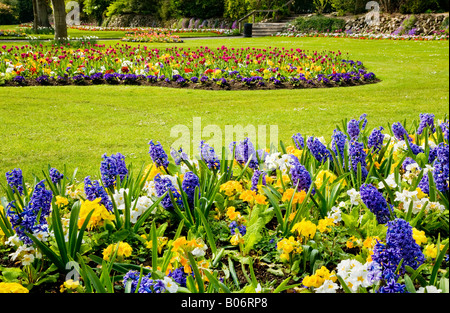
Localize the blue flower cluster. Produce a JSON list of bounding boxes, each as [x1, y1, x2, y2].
[[231, 138, 259, 170], [348, 140, 368, 180], [392, 122, 411, 142], [307, 137, 332, 164], [360, 183, 393, 224], [289, 156, 313, 193], [371, 218, 425, 293], [433, 143, 449, 193], [292, 133, 305, 150], [5, 168, 24, 195], [7, 180, 52, 245], [417, 113, 436, 135], [154, 174, 182, 211], [149, 140, 169, 169], [100, 153, 128, 189], [331, 129, 347, 160], [168, 267, 193, 288], [84, 176, 113, 212], [123, 270, 169, 293], [368, 127, 385, 153], [170, 147, 188, 166], [49, 167, 64, 185], [229, 221, 246, 236], [182, 171, 200, 206], [199, 141, 221, 171], [251, 170, 267, 192]]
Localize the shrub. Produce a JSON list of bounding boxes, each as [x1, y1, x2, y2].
[[0, 2, 17, 25], [291, 15, 346, 33]]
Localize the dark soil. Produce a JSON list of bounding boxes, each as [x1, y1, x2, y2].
[[1, 78, 381, 90]]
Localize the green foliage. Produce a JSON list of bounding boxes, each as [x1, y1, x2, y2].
[[313, 0, 331, 14], [331, 0, 366, 15], [0, 2, 17, 25], [290, 15, 346, 33], [399, 0, 441, 14], [83, 0, 110, 23]]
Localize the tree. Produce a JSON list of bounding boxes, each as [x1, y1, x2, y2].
[[51, 0, 67, 40]]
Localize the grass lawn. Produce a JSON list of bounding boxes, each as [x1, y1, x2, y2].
[[0, 36, 449, 182]]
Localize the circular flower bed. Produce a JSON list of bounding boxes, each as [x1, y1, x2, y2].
[[0, 44, 378, 89]]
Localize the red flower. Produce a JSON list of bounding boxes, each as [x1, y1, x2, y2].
[[184, 68, 193, 73], [121, 66, 129, 73], [205, 69, 214, 74]]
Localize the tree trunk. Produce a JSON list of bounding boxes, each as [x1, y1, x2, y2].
[[32, 0, 38, 32], [37, 0, 51, 28], [51, 0, 68, 40]]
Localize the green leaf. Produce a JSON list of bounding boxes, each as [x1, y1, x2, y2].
[[337, 275, 352, 293], [404, 275, 416, 293], [187, 252, 204, 293]]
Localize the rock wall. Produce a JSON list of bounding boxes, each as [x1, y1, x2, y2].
[[341, 13, 449, 35]]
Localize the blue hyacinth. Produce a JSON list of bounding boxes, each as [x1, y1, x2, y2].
[[49, 167, 64, 185], [348, 140, 368, 181], [392, 122, 412, 142], [292, 133, 305, 150], [84, 176, 113, 212], [182, 171, 200, 206], [360, 183, 393, 224], [5, 168, 24, 195], [154, 174, 182, 211], [199, 140, 221, 171], [149, 140, 169, 169], [368, 127, 385, 153], [251, 170, 267, 192], [331, 129, 347, 160], [231, 138, 259, 170], [170, 147, 188, 166], [417, 113, 436, 135], [100, 153, 128, 189], [307, 137, 333, 164], [289, 156, 313, 193]]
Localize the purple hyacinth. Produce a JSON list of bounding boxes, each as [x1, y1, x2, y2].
[[392, 122, 412, 142], [289, 156, 312, 193], [154, 174, 182, 211], [417, 113, 436, 135], [440, 121, 449, 141], [7, 180, 52, 245], [232, 138, 258, 170], [331, 129, 347, 160], [182, 171, 200, 206], [251, 170, 267, 192], [170, 147, 188, 166], [49, 167, 64, 185], [84, 176, 113, 212], [199, 141, 221, 171], [307, 137, 332, 164], [149, 140, 169, 169], [123, 271, 167, 293], [402, 157, 418, 171], [229, 221, 246, 236], [347, 119, 360, 141], [433, 143, 449, 193], [168, 267, 192, 288], [360, 183, 393, 224], [348, 140, 368, 180], [292, 133, 305, 150], [100, 153, 128, 189], [368, 127, 385, 153], [5, 168, 24, 195]]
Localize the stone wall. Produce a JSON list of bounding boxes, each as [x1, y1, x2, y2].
[[340, 13, 449, 35]]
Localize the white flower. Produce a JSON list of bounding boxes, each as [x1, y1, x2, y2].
[[417, 286, 442, 293], [113, 188, 129, 208], [191, 242, 208, 257], [255, 283, 262, 293], [315, 280, 339, 293], [144, 180, 157, 197], [6, 235, 21, 247], [33, 230, 49, 242], [378, 173, 397, 189], [163, 277, 179, 293], [264, 152, 281, 172], [347, 188, 361, 206], [348, 264, 370, 291], [22, 254, 35, 266], [327, 206, 342, 223]]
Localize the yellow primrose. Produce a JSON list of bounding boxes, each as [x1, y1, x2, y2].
[[314, 170, 339, 190], [55, 196, 69, 208], [412, 228, 427, 246], [424, 244, 437, 259], [230, 232, 244, 246], [292, 219, 317, 239], [281, 189, 307, 204], [317, 218, 335, 233], [103, 241, 133, 261], [0, 282, 29, 293], [78, 198, 115, 230]]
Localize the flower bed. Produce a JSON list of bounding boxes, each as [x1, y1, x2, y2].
[[69, 25, 238, 36], [121, 32, 183, 43], [274, 31, 449, 41], [0, 113, 448, 294], [0, 44, 378, 89]]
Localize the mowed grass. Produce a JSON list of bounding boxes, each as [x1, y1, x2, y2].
[[0, 36, 449, 182]]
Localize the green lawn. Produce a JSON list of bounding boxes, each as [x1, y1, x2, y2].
[[0, 36, 449, 182]]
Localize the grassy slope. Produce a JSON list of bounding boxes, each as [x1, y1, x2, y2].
[[0, 36, 449, 181]]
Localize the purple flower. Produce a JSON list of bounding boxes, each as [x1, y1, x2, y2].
[[392, 122, 412, 142], [360, 184, 393, 224], [49, 167, 64, 185], [100, 153, 128, 188], [154, 174, 182, 211], [5, 168, 24, 195], [199, 141, 220, 171], [84, 176, 113, 212], [168, 268, 192, 288], [182, 171, 200, 206], [229, 221, 246, 235], [433, 143, 449, 193], [331, 129, 347, 159], [347, 119, 360, 141], [232, 138, 258, 170], [348, 140, 368, 180], [307, 137, 332, 163], [292, 133, 305, 150], [170, 147, 188, 166], [368, 127, 385, 153], [251, 170, 267, 192], [417, 113, 435, 135], [149, 140, 169, 169], [289, 156, 312, 193]]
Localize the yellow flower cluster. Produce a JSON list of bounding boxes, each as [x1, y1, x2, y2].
[[346, 236, 361, 249], [226, 207, 246, 223], [60, 279, 82, 293], [286, 146, 303, 159], [141, 234, 169, 254], [317, 218, 335, 233], [281, 189, 307, 204], [143, 163, 164, 182], [292, 219, 317, 240], [302, 266, 337, 288], [102, 241, 133, 261], [230, 232, 245, 246], [239, 190, 268, 205], [78, 198, 115, 230], [220, 181, 243, 197], [55, 196, 69, 208], [412, 228, 427, 246], [0, 282, 29, 293], [423, 243, 445, 259], [277, 237, 303, 261], [314, 170, 338, 190], [169, 237, 206, 274]]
